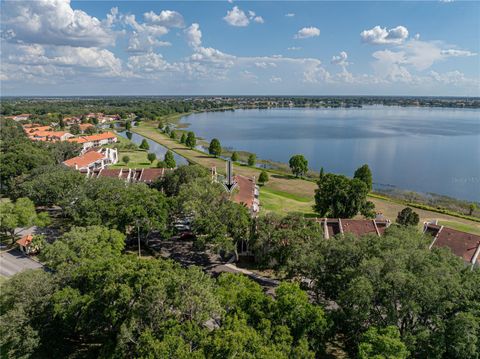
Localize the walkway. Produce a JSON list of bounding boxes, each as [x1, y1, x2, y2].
[[0, 249, 43, 277]]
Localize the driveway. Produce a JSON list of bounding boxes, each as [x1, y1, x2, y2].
[[0, 249, 43, 278]]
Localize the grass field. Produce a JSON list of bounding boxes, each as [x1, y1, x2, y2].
[[132, 121, 480, 235], [109, 133, 158, 169], [110, 149, 155, 169]]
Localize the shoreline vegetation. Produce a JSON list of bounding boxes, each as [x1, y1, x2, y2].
[[130, 118, 480, 235]]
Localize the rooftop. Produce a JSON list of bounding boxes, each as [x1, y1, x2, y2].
[[63, 151, 105, 168], [425, 223, 480, 266], [16, 235, 33, 247]]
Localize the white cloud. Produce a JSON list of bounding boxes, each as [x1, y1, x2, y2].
[[127, 52, 174, 73], [441, 49, 476, 57], [241, 70, 258, 80], [224, 6, 263, 27], [224, 6, 250, 27], [269, 76, 282, 83], [254, 62, 277, 68], [2, 42, 124, 80], [123, 14, 168, 37], [285, 13, 295, 17], [287, 46, 302, 51], [294, 27, 320, 39], [184, 23, 202, 48], [360, 25, 409, 45], [143, 10, 184, 28], [127, 33, 171, 53], [331, 51, 350, 67], [1, 0, 114, 47], [253, 16, 264, 24]]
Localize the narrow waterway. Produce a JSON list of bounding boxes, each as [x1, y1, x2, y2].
[[117, 130, 189, 166]]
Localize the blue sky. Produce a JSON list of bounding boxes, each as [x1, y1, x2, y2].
[[1, 1, 479, 96]]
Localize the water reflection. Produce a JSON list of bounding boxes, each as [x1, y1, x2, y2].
[[180, 106, 480, 201]]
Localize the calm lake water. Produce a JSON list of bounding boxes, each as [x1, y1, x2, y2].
[[181, 106, 480, 202]]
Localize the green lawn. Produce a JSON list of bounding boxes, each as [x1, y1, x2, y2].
[[438, 220, 480, 235], [111, 149, 157, 169], [260, 187, 316, 216]]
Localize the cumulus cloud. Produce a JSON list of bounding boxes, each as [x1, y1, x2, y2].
[[184, 23, 202, 48], [1, 0, 114, 47], [269, 76, 282, 83], [2, 42, 123, 79], [331, 51, 350, 67], [287, 46, 302, 51], [127, 33, 171, 53], [294, 27, 320, 39], [285, 13, 295, 17], [143, 10, 184, 28], [360, 25, 409, 45], [224, 6, 250, 27], [127, 52, 174, 73], [223, 6, 264, 27]]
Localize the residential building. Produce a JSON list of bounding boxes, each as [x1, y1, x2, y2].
[[64, 117, 81, 125], [63, 148, 118, 171], [232, 175, 260, 215], [78, 123, 94, 133], [9, 114, 31, 121], [424, 222, 480, 269], [16, 235, 37, 254], [67, 132, 117, 151], [85, 167, 173, 184], [316, 217, 392, 238], [30, 130, 74, 142]]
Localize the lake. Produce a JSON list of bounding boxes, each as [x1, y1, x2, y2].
[[180, 106, 480, 202]]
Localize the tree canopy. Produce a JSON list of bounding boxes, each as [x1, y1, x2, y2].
[[208, 138, 222, 157], [185, 132, 196, 149], [396, 207, 420, 226], [315, 172, 373, 218], [354, 164, 373, 191], [289, 154, 309, 177]]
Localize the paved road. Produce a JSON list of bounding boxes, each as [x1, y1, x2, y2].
[[0, 249, 43, 277]]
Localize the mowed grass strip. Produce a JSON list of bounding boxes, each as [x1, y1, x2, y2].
[[133, 121, 480, 234]]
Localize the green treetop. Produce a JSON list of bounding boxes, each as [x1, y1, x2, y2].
[[289, 154, 308, 177], [209, 138, 222, 157]]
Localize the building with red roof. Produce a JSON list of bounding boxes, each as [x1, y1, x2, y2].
[[63, 148, 118, 171], [316, 217, 391, 239], [85, 167, 174, 185], [16, 235, 37, 254], [67, 132, 117, 151], [424, 222, 480, 269], [232, 175, 260, 215]]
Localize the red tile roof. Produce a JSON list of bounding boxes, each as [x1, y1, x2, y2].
[[139, 168, 173, 183], [342, 219, 379, 237], [70, 132, 116, 143], [425, 223, 480, 266], [16, 235, 33, 247], [232, 175, 255, 209], [63, 151, 104, 168], [316, 218, 391, 238]]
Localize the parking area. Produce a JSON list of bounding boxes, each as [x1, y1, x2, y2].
[[0, 249, 43, 278]]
